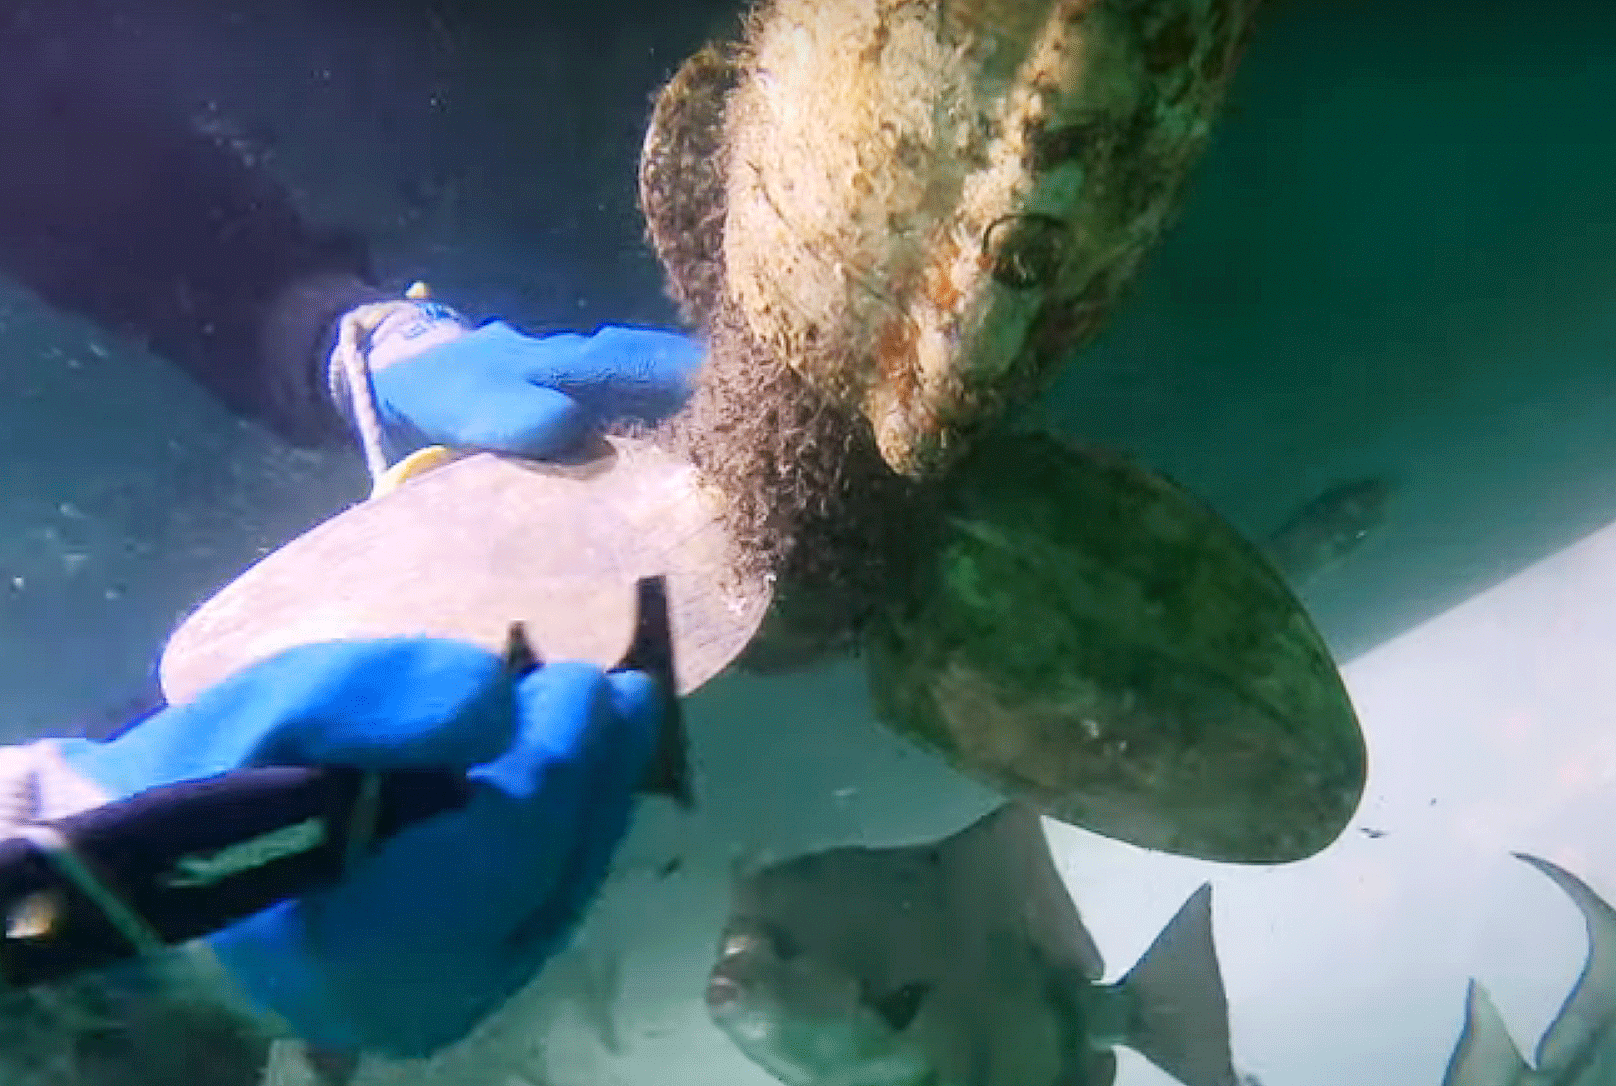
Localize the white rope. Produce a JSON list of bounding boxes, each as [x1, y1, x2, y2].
[[327, 282, 469, 499], [329, 297, 421, 485]]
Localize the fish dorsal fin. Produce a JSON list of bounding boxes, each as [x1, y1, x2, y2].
[[1515, 853, 1616, 1073], [1118, 884, 1236, 1086], [937, 803, 1042, 868], [1441, 981, 1527, 1086], [942, 804, 1103, 980]]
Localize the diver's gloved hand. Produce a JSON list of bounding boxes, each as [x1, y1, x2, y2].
[[334, 292, 702, 461], [56, 640, 662, 1058]]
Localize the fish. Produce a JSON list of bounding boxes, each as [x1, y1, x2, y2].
[[1442, 853, 1616, 1086], [1263, 476, 1393, 587], [706, 804, 1237, 1086]]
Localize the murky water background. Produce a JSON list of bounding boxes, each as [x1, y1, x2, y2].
[[2, 2, 1614, 1084]]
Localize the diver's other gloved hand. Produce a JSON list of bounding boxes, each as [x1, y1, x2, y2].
[[338, 293, 702, 461], [56, 640, 663, 1058]]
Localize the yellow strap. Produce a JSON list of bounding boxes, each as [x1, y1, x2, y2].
[[370, 444, 459, 499]]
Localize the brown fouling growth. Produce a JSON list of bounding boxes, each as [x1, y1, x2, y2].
[[641, 36, 940, 664]]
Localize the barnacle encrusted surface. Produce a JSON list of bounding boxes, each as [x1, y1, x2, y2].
[[640, 0, 1263, 648], [720, 0, 1262, 477]]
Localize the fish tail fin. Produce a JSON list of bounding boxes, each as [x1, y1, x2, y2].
[[1116, 884, 1236, 1086], [1514, 852, 1616, 1073], [1441, 980, 1527, 1086]]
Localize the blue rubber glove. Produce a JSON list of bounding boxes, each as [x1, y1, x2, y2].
[[368, 307, 703, 460], [58, 639, 662, 1058]]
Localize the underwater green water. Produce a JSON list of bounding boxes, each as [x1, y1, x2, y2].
[[0, 2, 1612, 1084]]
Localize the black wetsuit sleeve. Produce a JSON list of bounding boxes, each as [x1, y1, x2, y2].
[[0, 11, 388, 447]]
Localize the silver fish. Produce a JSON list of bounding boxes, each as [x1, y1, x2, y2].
[[1263, 476, 1393, 587], [1442, 854, 1616, 1086], [706, 805, 1236, 1086]]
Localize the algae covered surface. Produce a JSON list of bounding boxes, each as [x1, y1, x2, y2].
[[867, 432, 1367, 862]]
